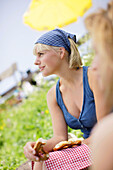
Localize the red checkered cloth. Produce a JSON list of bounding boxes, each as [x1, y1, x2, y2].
[[32, 144, 92, 170]]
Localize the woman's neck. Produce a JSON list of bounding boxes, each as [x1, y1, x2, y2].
[[58, 67, 83, 88]]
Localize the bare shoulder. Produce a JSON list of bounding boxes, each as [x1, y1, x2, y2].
[[47, 84, 57, 105], [91, 114, 113, 170], [91, 114, 113, 143], [95, 113, 113, 132]]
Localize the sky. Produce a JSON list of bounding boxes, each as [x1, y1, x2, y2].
[[0, 0, 109, 95]]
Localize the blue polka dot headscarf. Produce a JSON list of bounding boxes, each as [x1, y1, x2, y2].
[[35, 28, 76, 54]]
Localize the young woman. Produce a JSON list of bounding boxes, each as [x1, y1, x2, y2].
[[85, 1, 113, 170], [24, 28, 107, 170]]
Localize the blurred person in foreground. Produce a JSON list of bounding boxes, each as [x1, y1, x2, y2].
[[23, 28, 108, 170], [85, 1, 113, 170]]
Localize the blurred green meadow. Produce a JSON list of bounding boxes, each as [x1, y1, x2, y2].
[[0, 80, 83, 170]]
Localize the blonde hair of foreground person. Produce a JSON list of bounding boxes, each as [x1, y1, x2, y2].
[[84, 1, 113, 170], [33, 38, 83, 69], [85, 0, 113, 110]]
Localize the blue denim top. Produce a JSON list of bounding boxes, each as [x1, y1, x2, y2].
[[56, 66, 97, 138]]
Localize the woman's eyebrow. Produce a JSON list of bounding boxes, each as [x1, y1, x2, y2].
[[38, 50, 45, 53], [37, 51, 43, 54]]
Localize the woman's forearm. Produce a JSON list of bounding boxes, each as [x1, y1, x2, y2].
[[43, 136, 67, 152]]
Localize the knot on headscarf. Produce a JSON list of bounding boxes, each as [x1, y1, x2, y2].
[[35, 28, 76, 54]]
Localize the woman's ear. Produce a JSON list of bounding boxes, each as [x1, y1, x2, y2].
[[59, 47, 66, 59]]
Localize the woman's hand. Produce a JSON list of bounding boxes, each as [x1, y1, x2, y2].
[[23, 142, 39, 162]]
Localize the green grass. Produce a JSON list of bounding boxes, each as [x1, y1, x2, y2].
[[0, 80, 83, 169], [0, 83, 53, 169]]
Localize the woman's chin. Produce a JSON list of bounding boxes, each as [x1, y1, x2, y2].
[[42, 72, 50, 77]]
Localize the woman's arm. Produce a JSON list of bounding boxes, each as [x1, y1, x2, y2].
[[43, 85, 68, 152], [24, 84, 68, 161]]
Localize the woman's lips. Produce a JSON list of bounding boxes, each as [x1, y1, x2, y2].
[[39, 66, 45, 71]]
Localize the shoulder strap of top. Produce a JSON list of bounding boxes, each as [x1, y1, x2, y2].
[[56, 79, 60, 105]]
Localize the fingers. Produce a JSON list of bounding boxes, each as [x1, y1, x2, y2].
[[24, 142, 35, 154], [23, 142, 40, 162]]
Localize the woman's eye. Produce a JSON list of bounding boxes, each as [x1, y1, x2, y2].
[[39, 53, 44, 56], [38, 53, 44, 57]]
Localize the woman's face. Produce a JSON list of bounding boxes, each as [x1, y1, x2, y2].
[[92, 43, 113, 98], [34, 48, 61, 77]]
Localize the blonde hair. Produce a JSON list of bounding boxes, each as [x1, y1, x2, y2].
[[68, 38, 82, 69], [33, 39, 82, 69], [33, 43, 60, 56], [85, 1, 113, 67]]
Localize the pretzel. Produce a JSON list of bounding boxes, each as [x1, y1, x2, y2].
[[53, 141, 72, 151], [69, 138, 82, 145], [53, 139, 82, 151], [34, 138, 49, 161]]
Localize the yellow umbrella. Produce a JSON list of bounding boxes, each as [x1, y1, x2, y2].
[[23, 0, 92, 31]]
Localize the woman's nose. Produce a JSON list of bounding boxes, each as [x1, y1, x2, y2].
[[34, 57, 41, 65]]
